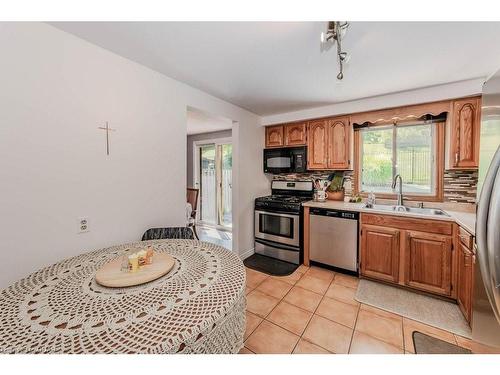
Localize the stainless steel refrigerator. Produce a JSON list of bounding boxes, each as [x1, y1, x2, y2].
[[472, 69, 500, 351]]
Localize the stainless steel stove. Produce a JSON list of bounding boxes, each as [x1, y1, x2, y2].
[[254, 181, 313, 265]]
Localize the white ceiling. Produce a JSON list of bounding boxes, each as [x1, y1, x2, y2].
[[186, 108, 233, 135], [51, 22, 500, 116]]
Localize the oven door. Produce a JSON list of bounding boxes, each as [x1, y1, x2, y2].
[[254, 210, 299, 247]]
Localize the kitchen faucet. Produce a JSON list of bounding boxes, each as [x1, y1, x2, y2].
[[392, 174, 404, 208]]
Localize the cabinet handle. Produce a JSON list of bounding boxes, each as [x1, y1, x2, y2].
[[455, 152, 459, 166]]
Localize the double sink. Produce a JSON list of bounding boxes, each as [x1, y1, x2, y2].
[[364, 204, 449, 217]]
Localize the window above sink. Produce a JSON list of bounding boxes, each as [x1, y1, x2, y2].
[[354, 118, 445, 202]]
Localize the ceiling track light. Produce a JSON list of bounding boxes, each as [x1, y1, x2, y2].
[[321, 21, 349, 80]]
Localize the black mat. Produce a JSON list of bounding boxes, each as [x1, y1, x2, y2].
[[243, 254, 298, 276], [413, 331, 471, 354]]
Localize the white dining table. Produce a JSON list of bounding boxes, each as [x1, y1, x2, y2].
[[0, 239, 246, 354]]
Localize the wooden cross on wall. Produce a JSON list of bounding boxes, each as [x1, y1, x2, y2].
[[98, 122, 116, 155]]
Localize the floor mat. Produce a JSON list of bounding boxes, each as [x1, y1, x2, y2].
[[243, 253, 298, 276], [356, 279, 471, 338], [413, 332, 471, 354]]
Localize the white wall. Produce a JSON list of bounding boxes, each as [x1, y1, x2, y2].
[[232, 121, 272, 259], [0, 23, 268, 288], [261, 78, 485, 125], [176, 83, 270, 260]]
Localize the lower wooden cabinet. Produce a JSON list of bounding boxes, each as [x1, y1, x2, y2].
[[404, 231, 453, 296], [457, 242, 474, 323], [360, 214, 454, 298], [360, 225, 400, 283]]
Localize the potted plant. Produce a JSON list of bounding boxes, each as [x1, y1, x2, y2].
[[326, 174, 345, 201]]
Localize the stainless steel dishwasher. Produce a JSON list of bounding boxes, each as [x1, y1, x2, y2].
[[309, 208, 359, 273]]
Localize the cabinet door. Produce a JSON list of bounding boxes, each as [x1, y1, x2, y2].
[[450, 97, 481, 168], [457, 243, 473, 323], [360, 225, 400, 283], [404, 231, 453, 296], [327, 117, 351, 169], [285, 123, 306, 146], [265, 125, 284, 148], [307, 120, 328, 169]]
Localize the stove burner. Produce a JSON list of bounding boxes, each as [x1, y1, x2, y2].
[[256, 195, 310, 204]]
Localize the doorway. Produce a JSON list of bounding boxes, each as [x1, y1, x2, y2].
[[194, 139, 232, 229]]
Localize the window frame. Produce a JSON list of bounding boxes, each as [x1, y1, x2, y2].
[[353, 121, 445, 202]]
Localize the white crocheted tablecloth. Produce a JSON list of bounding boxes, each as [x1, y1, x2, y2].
[[0, 240, 246, 354]]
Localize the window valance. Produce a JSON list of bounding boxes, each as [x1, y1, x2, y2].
[[350, 100, 452, 127]]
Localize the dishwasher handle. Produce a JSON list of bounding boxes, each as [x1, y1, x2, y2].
[[309, 207, 359, 220]]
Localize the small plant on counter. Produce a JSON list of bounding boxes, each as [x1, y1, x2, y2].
[[325, 174, 345, 201]]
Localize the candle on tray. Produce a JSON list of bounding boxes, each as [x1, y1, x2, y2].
[[146, 246, 153, 265], [128, 254, 139, 272], [137, 250, 147, 267]]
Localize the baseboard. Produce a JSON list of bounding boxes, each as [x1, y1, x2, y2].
[[239, 247, 255, 260]]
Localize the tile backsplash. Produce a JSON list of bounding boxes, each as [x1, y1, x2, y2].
[[443, 169, 478, 204], [272, 169, 478, 204], [272, 171, 354, 197]]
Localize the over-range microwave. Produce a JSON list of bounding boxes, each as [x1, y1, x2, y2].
[[263, 146, 307, 174]]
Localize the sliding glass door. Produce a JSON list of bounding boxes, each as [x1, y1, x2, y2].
[[196, 141, 232, 229], [220, 144, 232, 228], [200, 144, 217, 224]]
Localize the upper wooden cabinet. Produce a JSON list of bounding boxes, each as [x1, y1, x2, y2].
[[404, 231, 453, 296], [449, 97, 481, 169], [360, 224, 400, 283], [307, 119, 329, 169], [327, 117, 351, 169], [264, 95, 481, 171], [284, 122, 307, 146], [265, 123, 306, 148], [307, 116, 352, 170], [265, 125, 284, 148]]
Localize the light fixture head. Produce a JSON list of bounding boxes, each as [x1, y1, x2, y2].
[[320, 21, 350, 81]]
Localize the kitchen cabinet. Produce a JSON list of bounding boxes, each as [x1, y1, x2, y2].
[[307, 116, 352, 170], [327, 117, 351, 169], [265, 123, 306, 148], [457, 226, 475, 323], [360, 213, 454, 298], [284, 122, 307, 146], [449, 97, 481, 169], [265, 125, 284, 148], [404, 231, 453, 296], [360, 224, 400, 283], [307, 119, 328, 169], [457, 243, 474, 323], [264, 95, 481, 169]]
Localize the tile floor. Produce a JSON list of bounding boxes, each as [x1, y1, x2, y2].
[[240, 265, 493, 354]]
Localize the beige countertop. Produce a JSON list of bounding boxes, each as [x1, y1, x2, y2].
[[303, 200, 476, 235]]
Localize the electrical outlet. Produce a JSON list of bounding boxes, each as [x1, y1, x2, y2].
[[78, 217, 90, 233]]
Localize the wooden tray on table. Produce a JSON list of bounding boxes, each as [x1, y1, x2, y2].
[[95, 252, 175, 288]]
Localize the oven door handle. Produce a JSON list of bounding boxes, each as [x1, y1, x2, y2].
[[254, 210, 299, 219]]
